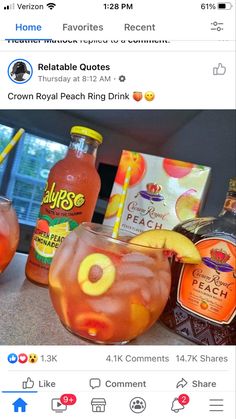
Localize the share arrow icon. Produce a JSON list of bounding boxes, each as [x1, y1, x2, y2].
[[176, 378, 188, 388]]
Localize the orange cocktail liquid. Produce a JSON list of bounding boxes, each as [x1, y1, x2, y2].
[[0, 234, 14, 273], [25, 127, 102, 286], [0, 198, 19, 274], [49, 225, 171, 344]]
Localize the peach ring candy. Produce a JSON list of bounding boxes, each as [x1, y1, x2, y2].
[[78, 253, 116, 296]]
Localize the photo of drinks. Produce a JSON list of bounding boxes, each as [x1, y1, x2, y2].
[[0, 110, 235, 346]]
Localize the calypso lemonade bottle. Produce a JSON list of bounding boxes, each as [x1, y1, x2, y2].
[[25, 126, 103, 285]]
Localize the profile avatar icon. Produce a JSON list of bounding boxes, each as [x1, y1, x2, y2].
[[8, 59, 33, 84], [11, 61, 30, 81]]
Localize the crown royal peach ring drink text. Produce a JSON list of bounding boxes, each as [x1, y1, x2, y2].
[[49, 223, 171, 344], [0, 196, 19, 274]]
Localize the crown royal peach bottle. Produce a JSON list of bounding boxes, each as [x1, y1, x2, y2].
[[25, 126, 102, 286], [161, 178, 236, 345]]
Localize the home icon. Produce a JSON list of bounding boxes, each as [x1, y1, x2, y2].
[[91, 398, 106, 412], [12, 397, 27, 412]]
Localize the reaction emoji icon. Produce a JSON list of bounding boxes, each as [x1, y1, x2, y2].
[[18, 353, 28, 364], [8, 353, 18, 364], [28, 353, 38, 363], [144, 91, 155, 101], [133, 91, 143, 102]]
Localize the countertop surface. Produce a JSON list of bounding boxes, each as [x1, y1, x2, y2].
[[0, 253, 191, 346]]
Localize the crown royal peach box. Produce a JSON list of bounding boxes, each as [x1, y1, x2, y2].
[[103, 150, 211, 234]]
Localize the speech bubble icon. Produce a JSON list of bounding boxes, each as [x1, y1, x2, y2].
[[89, 378, 101, 389]]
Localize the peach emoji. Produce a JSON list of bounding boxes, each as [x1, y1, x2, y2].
[[115, 151, 146, 187], [163, 158, 194, 178], [133, 92, 143, 102], [175, 189, 200, 221]]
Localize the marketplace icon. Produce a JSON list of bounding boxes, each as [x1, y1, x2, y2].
[[8, 58, 33, 84]]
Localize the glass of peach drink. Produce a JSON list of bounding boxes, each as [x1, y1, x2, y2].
[[0, 196, 19, 274], [49, 223, 201, 344]]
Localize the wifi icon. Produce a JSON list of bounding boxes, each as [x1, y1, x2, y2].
[[47, 2, 56, 9]]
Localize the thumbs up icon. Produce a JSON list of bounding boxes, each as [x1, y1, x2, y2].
[[213, 63, 226, 75], [22, 377, 34, 389]]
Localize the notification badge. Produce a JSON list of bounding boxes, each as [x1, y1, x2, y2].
[[60, 394, 77, 406], [178, 394, 190, 405]]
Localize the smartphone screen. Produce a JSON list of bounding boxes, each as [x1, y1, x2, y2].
[[0, 1, 235, 417]]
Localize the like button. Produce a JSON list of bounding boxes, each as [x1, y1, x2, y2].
[[213, 63, 226, 75], [22, 377, 34, 389]]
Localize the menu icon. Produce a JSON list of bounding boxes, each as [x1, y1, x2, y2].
[[209, 398, 224, 412]]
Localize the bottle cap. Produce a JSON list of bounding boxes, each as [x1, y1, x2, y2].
[[70, 126, 103, 144], [229, 178, 236, 192]]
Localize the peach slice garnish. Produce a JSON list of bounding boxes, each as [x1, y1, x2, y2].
[[129, 229, 201, 264]]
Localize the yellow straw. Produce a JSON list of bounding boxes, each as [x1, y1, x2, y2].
[[112, 165, 132, 239], [0, 128, 25, 164]]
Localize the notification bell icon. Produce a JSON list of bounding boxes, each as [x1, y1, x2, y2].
[[171, 398, 185, 413]]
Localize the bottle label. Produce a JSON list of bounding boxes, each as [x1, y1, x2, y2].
[[177, 238, 236, 324], [42, 182, 85, 211], [33, 215, 78, 265]]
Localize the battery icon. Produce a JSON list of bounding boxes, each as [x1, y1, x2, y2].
[[217, 2, 233, 9]]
